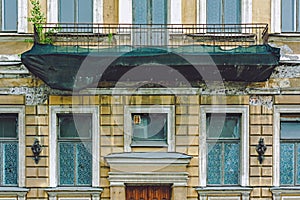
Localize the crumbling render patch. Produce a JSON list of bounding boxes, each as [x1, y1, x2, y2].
[[271, 65, 300, 79], [249, 95, 273, 109]]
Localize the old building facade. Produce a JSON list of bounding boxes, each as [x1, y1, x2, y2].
[[0, 0, 299, 200]]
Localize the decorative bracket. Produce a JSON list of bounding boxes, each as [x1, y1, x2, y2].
[[256, 137, 267, 164], [31, 139, 42, 164]]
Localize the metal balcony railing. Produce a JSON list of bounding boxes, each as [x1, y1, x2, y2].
[[34, 23, 269, 50]]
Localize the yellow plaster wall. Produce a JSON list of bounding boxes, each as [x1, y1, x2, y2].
[[182, 0, 197, 24], [103, 0, 119, 23], [252, 0, 271, 28]]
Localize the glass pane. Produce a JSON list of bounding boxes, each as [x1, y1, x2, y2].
[[207, 113, 240, 139], [280, 143, 295, 185], [224, 143, 240, 185], [76, 143, 92, 185], [297, 144, 300, 184], [3, 0, 17, 31], [58, 114, 92, 138], [224, 0, 241, 24], [59, 142, 75, 185], [78, 0, 92, 23], [133, 0, 148, 24], [132, 113, 167, 141], [282, 0, 295, 32], [152, 0, 167, 24], [207, 143, 222, 185], [0, 114, 17, 138], [298, 0, 300, 31], [59, 0, 75, 23], [207, 0, 221, 24], [281, 114, 300, 139], [2, 142, 18, 185]]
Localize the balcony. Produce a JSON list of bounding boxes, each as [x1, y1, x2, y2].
[[35, 23, 269, 50], [21, 23, 280, 91]]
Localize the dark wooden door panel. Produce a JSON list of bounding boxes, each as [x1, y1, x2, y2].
[[126, 186, 171, 200]]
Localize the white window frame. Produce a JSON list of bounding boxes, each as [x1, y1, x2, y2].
[[124, 105, 175, 152], [47, 0, 103, 23], [273, 105, 300, 187], [199, 105, 249, 187], [0, 0, 27, 33], [0, 106, 27, 200], [49, 106, 100, 188], [119, 0, 181, 24], [197, 0, 252, 24], [271, 0, 300, 33]]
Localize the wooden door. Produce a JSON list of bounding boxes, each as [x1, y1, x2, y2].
[[126, 186, 171, 200]]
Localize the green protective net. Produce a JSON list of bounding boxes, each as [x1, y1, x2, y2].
[[21, 44, 280, 91]]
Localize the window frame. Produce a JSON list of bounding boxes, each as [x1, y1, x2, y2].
[[0, 0, 27, 33], [49, 106, 100, 188], [199, 105, 249, 187], [118, 0, 181, 24], [197, 0, 252, 24], [57, 113, 93, 187], [206, 113, 241, 185], [271, 0, 300, 33], [273, 105, 300, 187], [124, 105, 175, 152], [47, 0, 103, 24], [0, 106, 25, 189]]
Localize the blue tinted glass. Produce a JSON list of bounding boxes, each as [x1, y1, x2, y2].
[[3, 142, 18, 185], [59, 0, 75, 23], [133, 0, 148, 24], [224, 0, 241, 24], [76, 143, 92, 185], [58, 114, 92, 138], [280, 143, 295, 185], [132, 113, 167, 141], [59, 142, 75, 185], [207, 113, 240, 139], [298, 0, 300, 31], [207, 143, 222, 185], [3, 0, 17, 31], [78, 0, 92, 23], [297, 144, 300, 184], [281, 121, 300, 139], [282, 0, 295, 32], [207, 0, 221, 24], [152, 0, 167, 24], [224, 143, 240, 185], [0, 114, 17, 138]]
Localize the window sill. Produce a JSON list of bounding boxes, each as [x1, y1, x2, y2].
[[131, 141, 168, 147], [195, 186, 252, 197], [0, 187, 29, 197], [271, 186, 300, 195], [45, 187, 103, 197]]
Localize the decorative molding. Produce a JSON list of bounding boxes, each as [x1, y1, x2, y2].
[[0, 187, 29, 200], [45, 187, 103, 200], [108, 172, 189, 186], [271, 187, 300, 199], [196, 186, 252, 200], [249, 95, 273, 109], [9, 86, 49, 105]]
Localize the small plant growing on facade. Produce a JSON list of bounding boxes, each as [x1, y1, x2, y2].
[[27, 0, 59, 44]]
